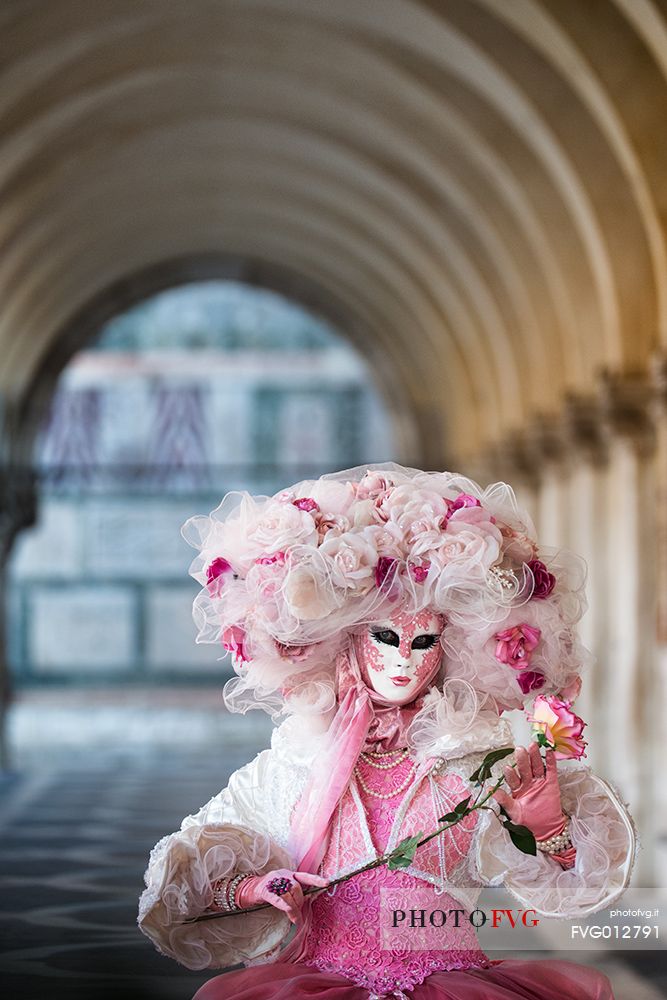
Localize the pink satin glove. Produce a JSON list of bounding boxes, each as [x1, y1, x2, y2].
[[235, 868, 328, 924], [494, 744, 575, 869]]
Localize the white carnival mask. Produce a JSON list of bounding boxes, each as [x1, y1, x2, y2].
[[356, 609, 445, 705]]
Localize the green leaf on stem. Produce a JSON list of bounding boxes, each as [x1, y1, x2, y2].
[[387, 832, 424, 870], [438, 811, 460, 823], [468, 747, 515, 785], [388, 854, 413, 869], [437, 794, 473, 825], [535, 732, 552, 749], [502, 819, 537, 856]]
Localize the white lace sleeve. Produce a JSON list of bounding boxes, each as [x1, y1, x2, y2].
[[137, 743, 306, 970], [474, 767, 636, 918]]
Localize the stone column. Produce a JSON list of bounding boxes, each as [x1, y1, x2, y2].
[[558, 396, 610, 773], [650, 352, 667, 885], [599, 373, 657, 882], [0, 459, 37, 769], [481, 431, 540, 524], [527, 417, 570, 548], [520, 415, 607, 766]]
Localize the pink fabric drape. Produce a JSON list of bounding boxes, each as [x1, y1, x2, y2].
[[281, 640, 440, 964], [194, 958, 614, 1000], [287, 639, 441, 872]]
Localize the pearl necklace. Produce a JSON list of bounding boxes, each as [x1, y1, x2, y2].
[[354, 758, 416, 799], [359, 747, 409, 770]]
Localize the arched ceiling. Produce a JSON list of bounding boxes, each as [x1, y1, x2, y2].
[[1, 0, 666, 465]]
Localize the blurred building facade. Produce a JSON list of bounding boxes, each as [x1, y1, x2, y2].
[[0, 0, 666, 885], [9, 281, 392, 681]]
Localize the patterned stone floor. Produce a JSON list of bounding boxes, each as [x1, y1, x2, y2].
[[0, 697, 664, 1000], [0, 749, 237, 1000]]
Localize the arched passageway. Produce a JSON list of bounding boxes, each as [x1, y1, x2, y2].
[[9, 278, 396, 684], [0, 0, 666, 890]]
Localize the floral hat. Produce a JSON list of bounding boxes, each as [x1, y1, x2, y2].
[[182, 463, 588, 717]]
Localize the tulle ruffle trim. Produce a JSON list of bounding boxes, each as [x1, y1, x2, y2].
[[138, 823, 292, 970], [407, 680, 513, 762], [475, 768, 636, 917]]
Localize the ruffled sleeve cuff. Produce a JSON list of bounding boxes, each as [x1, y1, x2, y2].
[[138, 822, 293, 970], [475, 768, 636, 918]]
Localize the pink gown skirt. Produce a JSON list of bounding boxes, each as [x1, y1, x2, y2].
[[192, 957, 614, 999]]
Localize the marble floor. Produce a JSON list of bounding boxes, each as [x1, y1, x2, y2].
[[0, 692, 664, 1000]]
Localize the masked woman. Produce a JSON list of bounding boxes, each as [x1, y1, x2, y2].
[[138, 465, 635, 1000]]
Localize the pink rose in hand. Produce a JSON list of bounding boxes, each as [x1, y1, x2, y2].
[[494, 623, 541, 668], [528, 695, 587, 760], [527, 559, 556, 599], [206, 557, 233, 596]]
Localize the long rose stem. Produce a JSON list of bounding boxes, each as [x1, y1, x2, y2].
[[188, 779, 503, 925]]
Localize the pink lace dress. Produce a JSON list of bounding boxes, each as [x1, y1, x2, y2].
[[193, 754, 614, 1000]]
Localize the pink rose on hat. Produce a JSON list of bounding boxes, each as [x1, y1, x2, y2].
[[221, 625, 249, 663], [527, 558, 556, 599], [246, 500, 318, 558], [434, 507, 503, 583], [319, 532, 378, 592], [494, 623, 542, 669], [206, 557, 233, 597]]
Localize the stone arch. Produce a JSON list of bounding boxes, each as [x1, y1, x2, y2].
[[1, 0, 666, 469], [15, 253, 424, 470]]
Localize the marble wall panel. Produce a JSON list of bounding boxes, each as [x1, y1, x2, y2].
[[145, 587, 226, 672], [11, 500, 82, 579], [30, 585, 135, 672], [84, 500, 194, 579]]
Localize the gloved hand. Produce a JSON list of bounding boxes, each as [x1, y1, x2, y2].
[[235, 868, 328, 923], [494, 744, 564, 839], [493, 743, 575, 868]]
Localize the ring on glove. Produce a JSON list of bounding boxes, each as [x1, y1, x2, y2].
[[267, 875, 294, 896]]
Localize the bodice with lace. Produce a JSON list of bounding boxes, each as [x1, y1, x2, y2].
[[300, 751, 490, 997]]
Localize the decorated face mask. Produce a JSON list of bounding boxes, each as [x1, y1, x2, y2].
[[356, 609, 446, 705]]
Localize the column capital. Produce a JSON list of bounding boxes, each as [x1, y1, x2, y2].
[[598, 370, 656, 456], [562, 393, 609, 467], [483, 430, 540, 489], [651, 350, 667, 413], [525, 414, 570, 468], [484, 415, 574, 488]]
